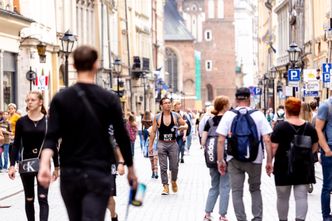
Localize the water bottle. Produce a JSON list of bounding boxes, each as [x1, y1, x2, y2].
[[129, 183, 147, 206]]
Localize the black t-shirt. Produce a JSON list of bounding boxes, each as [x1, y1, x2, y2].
[[11, 115, 59, 167], [204, 115, 222, 132], [271, 121, 318, 185], [44, 83, 133, 172]]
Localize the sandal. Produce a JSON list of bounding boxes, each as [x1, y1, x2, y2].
[[203, 215, 212, 221]]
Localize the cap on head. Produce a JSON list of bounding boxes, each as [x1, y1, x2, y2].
[[235, 87, 251, 100]]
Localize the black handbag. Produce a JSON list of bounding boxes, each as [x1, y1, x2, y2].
[[18, 117, 47, 174]]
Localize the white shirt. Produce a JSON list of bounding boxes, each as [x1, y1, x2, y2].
[[136, 115, 142, 131], [199, 114, 212, 137], [216, 106, 272, 164]]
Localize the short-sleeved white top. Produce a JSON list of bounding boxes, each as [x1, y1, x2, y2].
[[216, 106, 273, 164]]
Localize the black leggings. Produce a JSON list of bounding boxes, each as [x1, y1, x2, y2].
[[20, 173, 49, 221]]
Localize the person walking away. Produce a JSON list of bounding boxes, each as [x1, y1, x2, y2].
[[173, 101, 189, 163], [201, 96, 231, 221], [270, 97, 318, 221], [216, 87, 273, 221], [37, 45, 137, 221], [8, 91, 59, 221], [148, 97, 187, 195], [266, 108, 274, 126], [126, 114, 138, 157], [0, 111, 11, 172], [315, 96, 332, 221]]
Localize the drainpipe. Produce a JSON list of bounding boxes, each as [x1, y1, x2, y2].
[[106, 2, 112, 89], [124, 0, 133, 111]]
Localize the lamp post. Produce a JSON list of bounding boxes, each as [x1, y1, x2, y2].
[[258, 79, 263, 108], [269, 66, 277, 112], [287, 42, 302, 97], [60, 30, 76, 87], [113, 58, 122, 97]]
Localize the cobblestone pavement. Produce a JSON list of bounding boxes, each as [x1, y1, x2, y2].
[[0, 137, 324, 221]]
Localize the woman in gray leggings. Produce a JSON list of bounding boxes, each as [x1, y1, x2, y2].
[[270, 97, 319, 221]]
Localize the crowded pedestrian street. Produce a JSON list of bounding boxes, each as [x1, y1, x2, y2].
[[0, 137, 323, 221]]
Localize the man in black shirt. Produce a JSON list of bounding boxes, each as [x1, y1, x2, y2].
[[38, 45, 137, 221]]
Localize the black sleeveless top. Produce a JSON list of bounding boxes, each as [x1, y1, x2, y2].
[[158, 112, 177, 141]]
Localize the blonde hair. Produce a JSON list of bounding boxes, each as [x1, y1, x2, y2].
[[300, 102, 312, 122]]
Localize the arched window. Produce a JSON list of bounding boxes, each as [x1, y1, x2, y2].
[[165, 48, 178, 92], [207, 84, 213, 101]]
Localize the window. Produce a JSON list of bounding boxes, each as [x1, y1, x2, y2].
[[208, 0, 214, 19], [217, 0, 224, 18], [207, 84, 214, 101], [76, 0, 95, 45], [277, 6, 289, 57], [205, 30, 212, 41], [3, 52, 17, 108], [206, 60, 212, 71], [165, 48, 178, 92]]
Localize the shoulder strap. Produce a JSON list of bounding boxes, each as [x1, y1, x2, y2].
[[73, 84, 103, 129], [302, 122, 308, 135], [37, 116, 48, 158]]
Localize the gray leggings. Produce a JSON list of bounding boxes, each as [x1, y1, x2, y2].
[[276, 185, 308, 220]]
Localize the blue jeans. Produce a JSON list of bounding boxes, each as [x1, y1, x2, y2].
[[205, 168, 230, 216], [138, 130, 144, 150], [176, 136, 185, 160], [130, 142, 135, 157], [2, 144, 9, 169], [321, 154, 332, 218], [186, 133, 192, 151]]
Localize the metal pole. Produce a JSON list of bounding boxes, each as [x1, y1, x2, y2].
[[65, 54, 69, 87], [117, 75, 120, 96], [30, 80, 32, 91], [143, 76, 146, 111], [272, 79, 275, 112], [124, 0, 133, 111]]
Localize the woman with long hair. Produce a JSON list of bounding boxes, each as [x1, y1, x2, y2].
[[270, 97, 318, 221], [126, 114, 138, 156], [201, 96, 231, 221], [8, 91, 59, 221]]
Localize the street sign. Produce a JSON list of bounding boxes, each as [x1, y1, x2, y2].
[[322, 63, 332, 88], [304, 90, 319, 97], [34, 69, 49, 91], [288, 69, 301, 86], [303, 69, 317, 82], [305, 81, 319, 91], [254, 87, 262, 95]]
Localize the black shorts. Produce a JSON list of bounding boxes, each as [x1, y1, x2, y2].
[[110, 174, 116, 196]]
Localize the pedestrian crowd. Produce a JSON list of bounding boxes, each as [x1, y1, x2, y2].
[[3, 45, 332, 221]]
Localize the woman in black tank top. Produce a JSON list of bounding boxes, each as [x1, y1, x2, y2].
[[158, 112, 176, 141]]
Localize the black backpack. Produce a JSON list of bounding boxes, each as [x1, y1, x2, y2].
[[204, 118, 220, 168], [227, 108, 261, 162], [287, 122, 313, 176]]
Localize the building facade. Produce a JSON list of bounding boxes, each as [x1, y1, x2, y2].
[[178, 0, 236, 105], [234, 0, 259, 87]]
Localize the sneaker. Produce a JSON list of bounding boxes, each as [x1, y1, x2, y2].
[[154, 173, 159, 179], [219, 215, 228, 221], [151, 172, 155, 178], [161, 185, 169, 195], [203, 215, 212, 221], [180, 158, 184, 163], [171, 181, 178, 193]]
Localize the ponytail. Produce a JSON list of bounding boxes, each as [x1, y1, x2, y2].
[[41, 104, 47, 115]]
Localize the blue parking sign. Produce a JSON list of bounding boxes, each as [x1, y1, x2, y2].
[[287, 69, 301, 86], [322, 63, 332, 83], [255, 87, 262, 95]]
